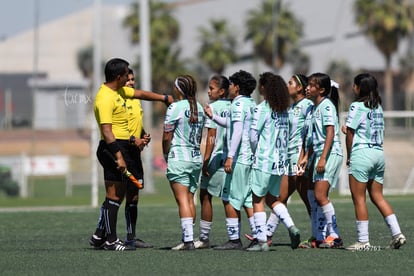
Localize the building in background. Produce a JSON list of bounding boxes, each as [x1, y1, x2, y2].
[[1, 0, 410, 129]]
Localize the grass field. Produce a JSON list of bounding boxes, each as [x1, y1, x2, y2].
[[0, 176, 412, 275]]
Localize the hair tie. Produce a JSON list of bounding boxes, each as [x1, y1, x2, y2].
[[330, 80, 340, 88]]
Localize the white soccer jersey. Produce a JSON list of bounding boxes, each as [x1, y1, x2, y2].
[[311, 98, 342, 156], [251, 101, 289, 175], [164, 99, 205, 162], [228, 95, 256, 165], [288, 98, 313, 155], [345, 102, 384, 150], [205, 99, 231, 168]]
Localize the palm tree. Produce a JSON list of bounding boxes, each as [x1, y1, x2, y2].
[[197, 19, 238, 75], [286, 47, 310, 75], [400, 32, 414, 119], [245, 0, 303, 71], [354, 0, 414, 111], [123, 1, 185, 92], [76, 46, 93, 80]]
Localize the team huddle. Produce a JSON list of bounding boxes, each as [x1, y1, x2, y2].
[[89, 58, 406, 252]]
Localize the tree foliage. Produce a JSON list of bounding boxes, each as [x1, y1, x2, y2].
[[197, 19, 238, 75], [354, 0, 414, 110], [123, 1, 185, 92], [245, 0, 303, 71]]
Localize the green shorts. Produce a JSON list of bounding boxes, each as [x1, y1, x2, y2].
[[200, 167, 226, 197], [222, 163, 252, 211], [166, 160, 202, 194], [313, 153, 343, 188], [286, 152, 299, 176], [349, 148, 385, 184], [250, 168, 283, 197]]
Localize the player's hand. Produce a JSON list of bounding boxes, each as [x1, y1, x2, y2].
[[115, 153, 127, 173], [297, 158, 308, 176], [204, 104, 213, 119], [224, 157, 233, 174], [202, 161, 209, 177], [165, 95, 174, 106], [341, 125, 347, 135], [316, 158, 326, 174], [296, 165, 305, 176], [143, 133, 151, 145]]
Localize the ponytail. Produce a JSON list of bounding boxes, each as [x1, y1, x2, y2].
[[175, 75, 199, 123]]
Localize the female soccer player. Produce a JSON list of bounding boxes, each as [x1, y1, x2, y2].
[[299, 73, 343, 248], [345, 73, 406, 250], [263, 74, 313, 247], [163, 75, 205, 250], [204, 70, 257, 250], [247, 72, 300, 251], [195, 75, 230, 249]]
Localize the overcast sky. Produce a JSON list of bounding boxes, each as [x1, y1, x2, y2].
[[0, 0, 136, 39]]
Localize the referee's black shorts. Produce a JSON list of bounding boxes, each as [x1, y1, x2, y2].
[[96, 139, 141, 183], [126, 144, 144, 191]]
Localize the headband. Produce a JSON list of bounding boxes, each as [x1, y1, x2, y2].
[[294, 74, 303, 87], [174, 78, 185, 96]]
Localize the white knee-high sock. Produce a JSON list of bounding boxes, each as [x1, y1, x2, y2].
[[226, 218, 240, 241], [253, 212, 267, 242], [321, 202, 339, 238], [384, 214, 402, 237], [266, 211, 280, 237], [316, 205, 327, 241], [248, 216, 257, 239], [273, 204, 294, 229], [180, 217, 194, 242], [356, 220, 369, 243], [199, 219, 212, 241]]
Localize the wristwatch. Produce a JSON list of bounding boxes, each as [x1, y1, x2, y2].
[[129, 135, 136, 145]]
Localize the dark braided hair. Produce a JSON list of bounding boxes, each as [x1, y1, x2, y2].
[[175, 75, 199, 123]]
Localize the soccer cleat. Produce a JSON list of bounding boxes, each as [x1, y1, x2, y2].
[[267, 236, 273, 247], [318, 236, 343, 249], [103, 239, 135, 251], [182, 241, 196, 250], [246, 241, 269, 252], [89, 234, 106, 249], [171, 241, 195, 251], [388, 233, 406, 249], [245, 238, 259, 250], [194, 239, 210, 249], [288, 226, 301, 249], [125, 238, 153, 248], [214, 239, 243, 250], [346, 241, 371, 251], [298, 236, 316, 249], [171, 242, 185, 250]]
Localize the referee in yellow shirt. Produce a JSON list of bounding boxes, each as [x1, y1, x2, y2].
[[124, 69, 153, 248], [89, 58, 172, 251]]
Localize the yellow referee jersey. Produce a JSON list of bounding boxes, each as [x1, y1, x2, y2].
[[126, 98, 144, 138], [94, 84, 135, 140]]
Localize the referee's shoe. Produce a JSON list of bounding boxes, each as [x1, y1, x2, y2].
[[103, 239, 135, 251]]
